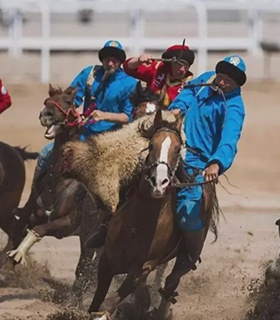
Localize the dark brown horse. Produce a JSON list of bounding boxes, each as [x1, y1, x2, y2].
[[130, 81, 161, 120], [0, 142, 38, 261], [88, 109, 219, 320], [6, 85, 100, 305]]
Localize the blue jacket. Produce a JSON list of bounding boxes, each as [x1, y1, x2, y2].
[[70, 65, 137, 138], [168, 71, 245, 174]]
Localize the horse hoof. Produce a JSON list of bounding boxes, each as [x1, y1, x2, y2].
[[91, 311, 111, 320], [6, 249, 27, 266], [150, 306, 173, 320], [0, 271, 7, 287]]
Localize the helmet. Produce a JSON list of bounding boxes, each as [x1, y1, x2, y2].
[[98, 40, 126, 63], [215, 55, 247, 86]]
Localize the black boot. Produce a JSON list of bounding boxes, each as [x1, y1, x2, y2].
[[159, 228, 205, 301], [182, 228, 205, 269], [13, 165, 43, 220], [174, 228, 205, 277]]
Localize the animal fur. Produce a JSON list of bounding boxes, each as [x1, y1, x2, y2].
[[62, 111, 181, 213]]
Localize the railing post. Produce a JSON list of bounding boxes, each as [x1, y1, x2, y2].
[[193, 0, 208, 75], [129, 8, 145, 56], [8, 8, 23, 57], [41, 1, 51, 84], [248, 7, 263, 56]]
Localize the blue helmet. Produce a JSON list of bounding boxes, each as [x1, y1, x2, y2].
[[216, 55, 247, 86], [98, 40, 126, 63]]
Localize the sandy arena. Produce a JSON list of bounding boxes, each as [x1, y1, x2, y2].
[[0, 71, 280, 319]]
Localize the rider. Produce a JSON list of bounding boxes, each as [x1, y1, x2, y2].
[[0, 78, 12, 114], [18, 40, 137, 215], [123, 43, 195, 108], [168, 55, 247, 275], [36, 39, 137, 173]]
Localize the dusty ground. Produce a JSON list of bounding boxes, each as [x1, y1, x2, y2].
[[0, 80, 280, 319]]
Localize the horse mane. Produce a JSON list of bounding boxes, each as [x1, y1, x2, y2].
[[138, 118, 181, 140], [130, 86, 161, 107]]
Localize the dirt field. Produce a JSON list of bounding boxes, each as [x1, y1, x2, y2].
[[0, 80, 280, 319]]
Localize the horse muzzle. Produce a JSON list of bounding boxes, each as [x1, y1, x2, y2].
[[149, 176, 171, 199]]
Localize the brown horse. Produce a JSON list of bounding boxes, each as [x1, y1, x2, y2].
[[88, 109, 219, 320], [6, 85, 101, 305], [0, 142, 38, 263], [7, 83, 164, 306]]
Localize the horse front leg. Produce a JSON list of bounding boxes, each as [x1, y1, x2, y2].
[[152, 254, 187, 320], [98, 262, 155, 317], [69, 235, 98, 308], [7, 215, 75, 266], [69, 193, 101, 307], [88, 253, 114, 314]]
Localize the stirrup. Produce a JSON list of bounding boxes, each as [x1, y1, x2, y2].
[[158, 288, 179, 304]]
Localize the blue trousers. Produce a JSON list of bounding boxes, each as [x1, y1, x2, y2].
[[176, 168, 204, 232]]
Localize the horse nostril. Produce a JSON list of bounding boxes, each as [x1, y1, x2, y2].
[[161, 178, 170, 187], [150, 176, 156, 187]]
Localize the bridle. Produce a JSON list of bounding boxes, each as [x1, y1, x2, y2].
[[138, 127, 182, 187], [46, 100, 95, 127], [138, 127, 218, 188]]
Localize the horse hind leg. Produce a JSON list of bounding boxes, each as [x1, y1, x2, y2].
[[88, 253, 114, 314]]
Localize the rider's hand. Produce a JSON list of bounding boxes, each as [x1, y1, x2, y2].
[[202, 163, 220, 182], [91, 110, 106, 122], [138, 54, 153, 64]]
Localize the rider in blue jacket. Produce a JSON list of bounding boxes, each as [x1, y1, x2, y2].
[[20, 40, 137, 218], [70, 40, 137, 139], [37, 39, 137, 169], [168, 54, 246, 275]]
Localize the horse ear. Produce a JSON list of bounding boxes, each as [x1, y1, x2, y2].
[[174, 110, 183, 132], [64, 86, 77, 97], [136, 81, 143, 94], [49, 83, 57, 97], [153, 109, 163, 130]]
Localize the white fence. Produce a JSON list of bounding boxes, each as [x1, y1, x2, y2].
[[0, 0, 280, 83]]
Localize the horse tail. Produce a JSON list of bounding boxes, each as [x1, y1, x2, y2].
[[0, 162, 4, 187], [208, 183, 223, 242], [13, 146, 39, 161]]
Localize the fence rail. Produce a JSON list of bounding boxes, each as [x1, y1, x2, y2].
[[1, 0, 280, 83]]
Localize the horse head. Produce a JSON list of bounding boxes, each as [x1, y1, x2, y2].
[[130, 81, 161, 120], [141, 109, 183, 199], [39, 84, 78, 140]]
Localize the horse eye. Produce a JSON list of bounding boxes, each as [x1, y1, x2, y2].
[[66, 100, 72, 106], [149, 143, 153, 150]]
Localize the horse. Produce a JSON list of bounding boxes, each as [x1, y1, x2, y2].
[[6, 83, 166, 306], [130, 81, 161, 120], [87, 109, 219, 320], [6, 84, 101, 306], [0, 142, 38, 264]]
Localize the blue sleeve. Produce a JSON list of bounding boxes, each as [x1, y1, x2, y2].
[[168, 86, 195, 117], [207, 103, 245, 174], [120, 78, 137, 121], [70, 66, 93, 107]]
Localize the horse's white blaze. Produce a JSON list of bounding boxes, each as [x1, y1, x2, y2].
[[146, 102, 157, 114], [155, 136, 171, 191]]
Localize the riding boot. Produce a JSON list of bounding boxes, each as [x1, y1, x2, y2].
[[13, 165, 43, 220], [176, 228, 205, 276], [85, 212, 112, 249]]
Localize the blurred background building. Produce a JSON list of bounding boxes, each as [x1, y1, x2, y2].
[[0, 0, 279, 83]]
